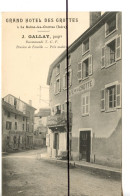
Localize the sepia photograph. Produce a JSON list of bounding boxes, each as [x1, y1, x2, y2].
[[1, 11, 122, 196]]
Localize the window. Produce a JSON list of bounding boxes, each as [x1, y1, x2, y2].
[[15, 122, 17, 130], [7, 112, 10, 117], [105, 14, 117, 37], [23, 117, 25, 121], [23, 124, 24, 130], [6, 121, 12, 130], [101, 83, 121, 112], [78, 55, 93, 81], [82, 38, 89, 54], [101, 35, 121, 68], [81, 92, 90, 116], [15, 114, 17, 119], [56, 64, 60, 75], [54, 76, 60, 94], [55, 105, 61, 115], [63, 69, 72, 89]]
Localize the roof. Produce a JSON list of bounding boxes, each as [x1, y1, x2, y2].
[[3, 94, 37, 110], [35, 108, 51, 117], [2, 99, 30, 117], [47, 12, 117, 85]]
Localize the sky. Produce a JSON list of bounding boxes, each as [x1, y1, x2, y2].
[[2, 12, 90, 111]]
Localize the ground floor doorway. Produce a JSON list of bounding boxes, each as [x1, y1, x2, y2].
[[80, 130, 91, 162]]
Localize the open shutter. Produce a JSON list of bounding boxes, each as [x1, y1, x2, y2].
[[63, 74, 65, 89], [58, 77, 61, 92], [116, 83, 121, 108], [101, 89, 105, 111], [54, 82, 56, 94], [78, 62, 82, 80], [101, 46, 105, 68], [69, 70, 72, 86], [46, 134, 50, 146], [88, 55, 93, 75], [116, 35, 121, 61], [85, 95, 89, 114]]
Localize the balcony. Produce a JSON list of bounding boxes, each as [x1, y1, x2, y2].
[[47, 112, 72, 128]]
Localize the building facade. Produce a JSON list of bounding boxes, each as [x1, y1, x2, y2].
[[2, 94, 36, 152], [34, 108, 51, 147], [46, 12, 122, 166]]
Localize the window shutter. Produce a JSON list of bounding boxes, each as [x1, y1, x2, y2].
[[85, 96, 89, 114], [105, 46, 110, 67], [116, 83, 121, 108], [46, 134, 50, 146], [89, 55, 93, 75], [63, 75, 65, 89], [116, 35, 121, 61], [101, 89, 105, 111], [58, 78, 61, 92], [101, 47, 105, 68], [69, 70, 72, 86], [78, 62, 82, 80], [82, 96, 85, 115]]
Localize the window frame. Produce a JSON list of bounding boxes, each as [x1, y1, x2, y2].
[[82, 38, 90, 56], [78, 55, 93, 81], [105, 13, 118, 38], [101, 35, 121, 69], [101, 81, 121, 112], [54, 75, 61, 95]]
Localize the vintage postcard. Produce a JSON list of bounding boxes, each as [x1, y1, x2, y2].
[[2, 12, 122, 196]]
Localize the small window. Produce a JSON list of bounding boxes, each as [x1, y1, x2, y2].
[[108, 86, 116, 109], [55, 105, 61, 115], [105, 14, 117, 36], [78, 55, 93, 81], [54, 77, 60, 94], [82, 39, 89, 54], [82, 59, 89, 79], [101, 83, 121, 112], [15, 114, 17, 119], [23, 124, 24, 130], [7, 112, 10, 118], [15, 122, 17, 130], [6, 121, 12, 130], [102, 35, 121, 68], [23, 117, 25, 121]]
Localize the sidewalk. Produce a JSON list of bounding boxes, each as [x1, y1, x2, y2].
[[39, 152, 122, 180]]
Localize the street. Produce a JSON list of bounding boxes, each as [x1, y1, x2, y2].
[[2, 149, 121, 196]]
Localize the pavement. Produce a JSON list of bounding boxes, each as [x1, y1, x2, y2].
[[39, 152, 122, 180]]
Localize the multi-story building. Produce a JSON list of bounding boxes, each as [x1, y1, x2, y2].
[[34, 108, 51, 147], [46, 12, 122, 166], [2, 94, 36, 152]]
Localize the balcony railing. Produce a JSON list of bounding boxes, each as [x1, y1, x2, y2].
[[47, 112, 72, 127]]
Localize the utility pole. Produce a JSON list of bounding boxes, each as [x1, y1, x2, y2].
[[37, 85, 49, 106]]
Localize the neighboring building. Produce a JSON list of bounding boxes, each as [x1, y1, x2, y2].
[[2, 94, 36, 152], [34, 108, 51, 147], [46, 12, 122, 167]]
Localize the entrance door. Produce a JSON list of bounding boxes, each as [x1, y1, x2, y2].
[[54, 133, 59, 156], [80, 131, 91, 162]]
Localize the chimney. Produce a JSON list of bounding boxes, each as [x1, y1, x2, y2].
[[29, 100, 32, 106], [89, 12, 101, 26]]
